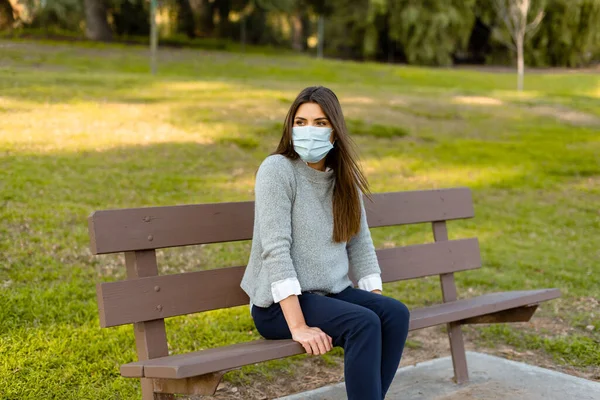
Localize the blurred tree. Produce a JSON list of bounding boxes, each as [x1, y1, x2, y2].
[[526, 0, 600, 67], [215, 0, 231, 38], [112, 0, 149, 36], [289, 1, 309, 51], [17, 0, 83, 32], [239, 0, 272, 45], [494, 0, 545, 90], [192, 0, 215, 36], [465, 0, 497, 64], [7, 0, 598, 68], [306, 0, 336, 52], [388, 0, 476, 66], [229, 0, 250, 49], [306, 0, 335, 56], [84, 0, 112, 41], [363, 0, 386, 60], [322, 0, 370, 59], [0, 0, 15, 30], [176, 0, 195, 38], [242, 0, 296, 46]]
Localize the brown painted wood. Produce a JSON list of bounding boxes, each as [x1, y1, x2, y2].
[[408, 289, 560, 330], [98, 265, 247, 328], [144, 339, 305, 379], [379, 238, 480, 283], [119, 289, 560, 379], [125, 250, 173, 400], [97, 239, 480, 328], [121, 363, 145, 378], [88, 188, 474, 254], [364, 188, 474, 228], [152, 371, 225, 395], [88, 202, 255, 255], [433, 221, 469, 384], [461, 305, 538, 324]]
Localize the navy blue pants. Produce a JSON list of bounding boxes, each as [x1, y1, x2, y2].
[[251, 286, 410, 400]]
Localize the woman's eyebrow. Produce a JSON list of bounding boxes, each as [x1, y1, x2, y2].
[[294, 116, 328, 121]]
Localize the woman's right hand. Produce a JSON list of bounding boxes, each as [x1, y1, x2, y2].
[[290, 325, 333, 355]]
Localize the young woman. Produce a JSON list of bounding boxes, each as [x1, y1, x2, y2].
[[241, 86, 410, 400]]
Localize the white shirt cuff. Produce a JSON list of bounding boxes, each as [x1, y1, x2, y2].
[[358, 273, 383, 292], [271, 277, 302, 303]]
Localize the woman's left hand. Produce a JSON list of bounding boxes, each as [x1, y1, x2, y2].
[[371, 290, 382, 295]]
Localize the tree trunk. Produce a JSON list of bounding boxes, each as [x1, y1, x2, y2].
[[290, 13, 303, 51], [176, 0, 195, 38], [241, 15, 247, 52], [216, 0, 231, 38], [516, 34, 524, 91], [198, 0, 215, 36], [317, 15, 325, 59], [0, 0, 15, 30], [246, 4, 268, 45], [84, 0, 112, 41]]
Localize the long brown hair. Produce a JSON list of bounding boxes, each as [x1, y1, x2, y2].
[[274, 86, 371, 243]]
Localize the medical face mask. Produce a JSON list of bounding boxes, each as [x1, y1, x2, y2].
[[292, 126, 334, 163]]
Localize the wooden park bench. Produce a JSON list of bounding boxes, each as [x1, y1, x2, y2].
[[88, 187, 561, 399]]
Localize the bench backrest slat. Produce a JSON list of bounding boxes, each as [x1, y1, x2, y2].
[[97, 238, 480, 327], [89, 188, 474, 255]]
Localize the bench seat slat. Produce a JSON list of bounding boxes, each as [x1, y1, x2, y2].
[[89, 188, 474, 255], [97, 238, 481, 328], [121, 288, 560, 379]]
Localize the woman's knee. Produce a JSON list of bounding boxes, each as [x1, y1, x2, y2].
[[396, 300, 410, 321], [384, 298, 410, 331], [350, 308, 381, 336]]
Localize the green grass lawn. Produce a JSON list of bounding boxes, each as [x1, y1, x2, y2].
[[0, 39, 599, 399]]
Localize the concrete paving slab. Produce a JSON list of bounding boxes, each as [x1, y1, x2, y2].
[[276, 352, 600, 400]]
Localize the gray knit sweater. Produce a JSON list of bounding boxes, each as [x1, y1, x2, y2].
[[240, 154, 381, 308]]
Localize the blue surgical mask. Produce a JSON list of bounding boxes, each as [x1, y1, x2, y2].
[[292, 126, 334, 163]]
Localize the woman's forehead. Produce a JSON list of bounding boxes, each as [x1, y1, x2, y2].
[[295, 102, 327, 119]]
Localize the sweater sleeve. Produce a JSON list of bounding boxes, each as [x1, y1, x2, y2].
[[347, 193, 382, 290], [254, 156, 301, 301]]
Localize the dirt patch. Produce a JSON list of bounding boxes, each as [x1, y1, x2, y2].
[[344, 96, 376, 105], [452, 96, 504, 106], [528, 105, 600, 126], [202, 358, 344, 400], [449, 96, 600, 127]]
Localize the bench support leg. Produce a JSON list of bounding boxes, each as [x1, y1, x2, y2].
[[433, 221, 469, 384], [446, 322, 469, 384], [141, 378, 172, 400]]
